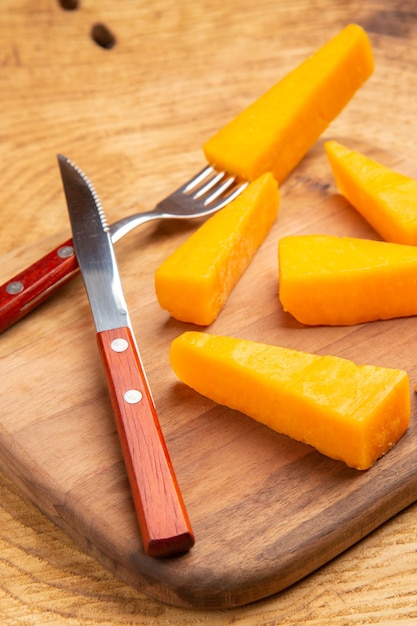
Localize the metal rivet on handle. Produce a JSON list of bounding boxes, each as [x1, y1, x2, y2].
[[124, 389, 143, 404], [57, 245, 75, 259], [111, 338, 129, 352], [6, 281, 24, 294]]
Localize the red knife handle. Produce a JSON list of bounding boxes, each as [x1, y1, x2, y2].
[[0, 238, 79, 333], [97, 326, 195, 558]]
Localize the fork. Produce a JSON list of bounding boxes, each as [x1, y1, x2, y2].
[[0, 165, 248, 333]]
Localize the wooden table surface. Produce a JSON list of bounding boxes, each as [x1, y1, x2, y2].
[[2, 0, 417, 623]]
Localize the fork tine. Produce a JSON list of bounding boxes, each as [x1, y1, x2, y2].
[[192, 171, 226, 200], [182, 165, 215, 193], [202, 175, 237, 205], [208, 180, 249, 210]]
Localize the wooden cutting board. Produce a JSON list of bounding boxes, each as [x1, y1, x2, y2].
[[1, 139, 417, 610]]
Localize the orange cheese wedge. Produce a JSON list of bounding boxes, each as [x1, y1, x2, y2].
[[170, 332, 410, 470], [203, 24, 374, 183], [155, 172, 279, 325], [325, 140, 417, 245], [279, 234, 417, 326]]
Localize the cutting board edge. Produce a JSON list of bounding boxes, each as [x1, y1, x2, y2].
[[1, 435, 417, 610]]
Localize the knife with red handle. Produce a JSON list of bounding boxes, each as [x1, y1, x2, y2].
[[57, 154, 194, 558], [0, 239, 78, 333], [97, 325, 194, 558], [0, 209, 150, 333]]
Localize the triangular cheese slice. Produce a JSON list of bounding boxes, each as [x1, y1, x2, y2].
[[170, 331, 410, 470]]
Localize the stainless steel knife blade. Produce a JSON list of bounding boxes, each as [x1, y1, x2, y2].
[[57, 154, 194, 558], [58, 157, 129, 332]]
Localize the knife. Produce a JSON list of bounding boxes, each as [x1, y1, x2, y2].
[[57, 154, 194, 558]]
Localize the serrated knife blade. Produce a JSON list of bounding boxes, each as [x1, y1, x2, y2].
[[57, 154, 194, 558]]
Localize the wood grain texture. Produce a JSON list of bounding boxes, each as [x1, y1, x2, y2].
[[3, 0, 417, 621]]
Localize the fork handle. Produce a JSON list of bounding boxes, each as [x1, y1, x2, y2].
[[97, 326, 195, 558], [0, 237, 80, 333]]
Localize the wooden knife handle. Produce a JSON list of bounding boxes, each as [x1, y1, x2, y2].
[[97, 326, 195, 558], [0, 237, 79, 333]]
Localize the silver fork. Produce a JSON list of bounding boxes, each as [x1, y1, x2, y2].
[[0, 165, 248, 332], [111, 165, 247, 243]]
